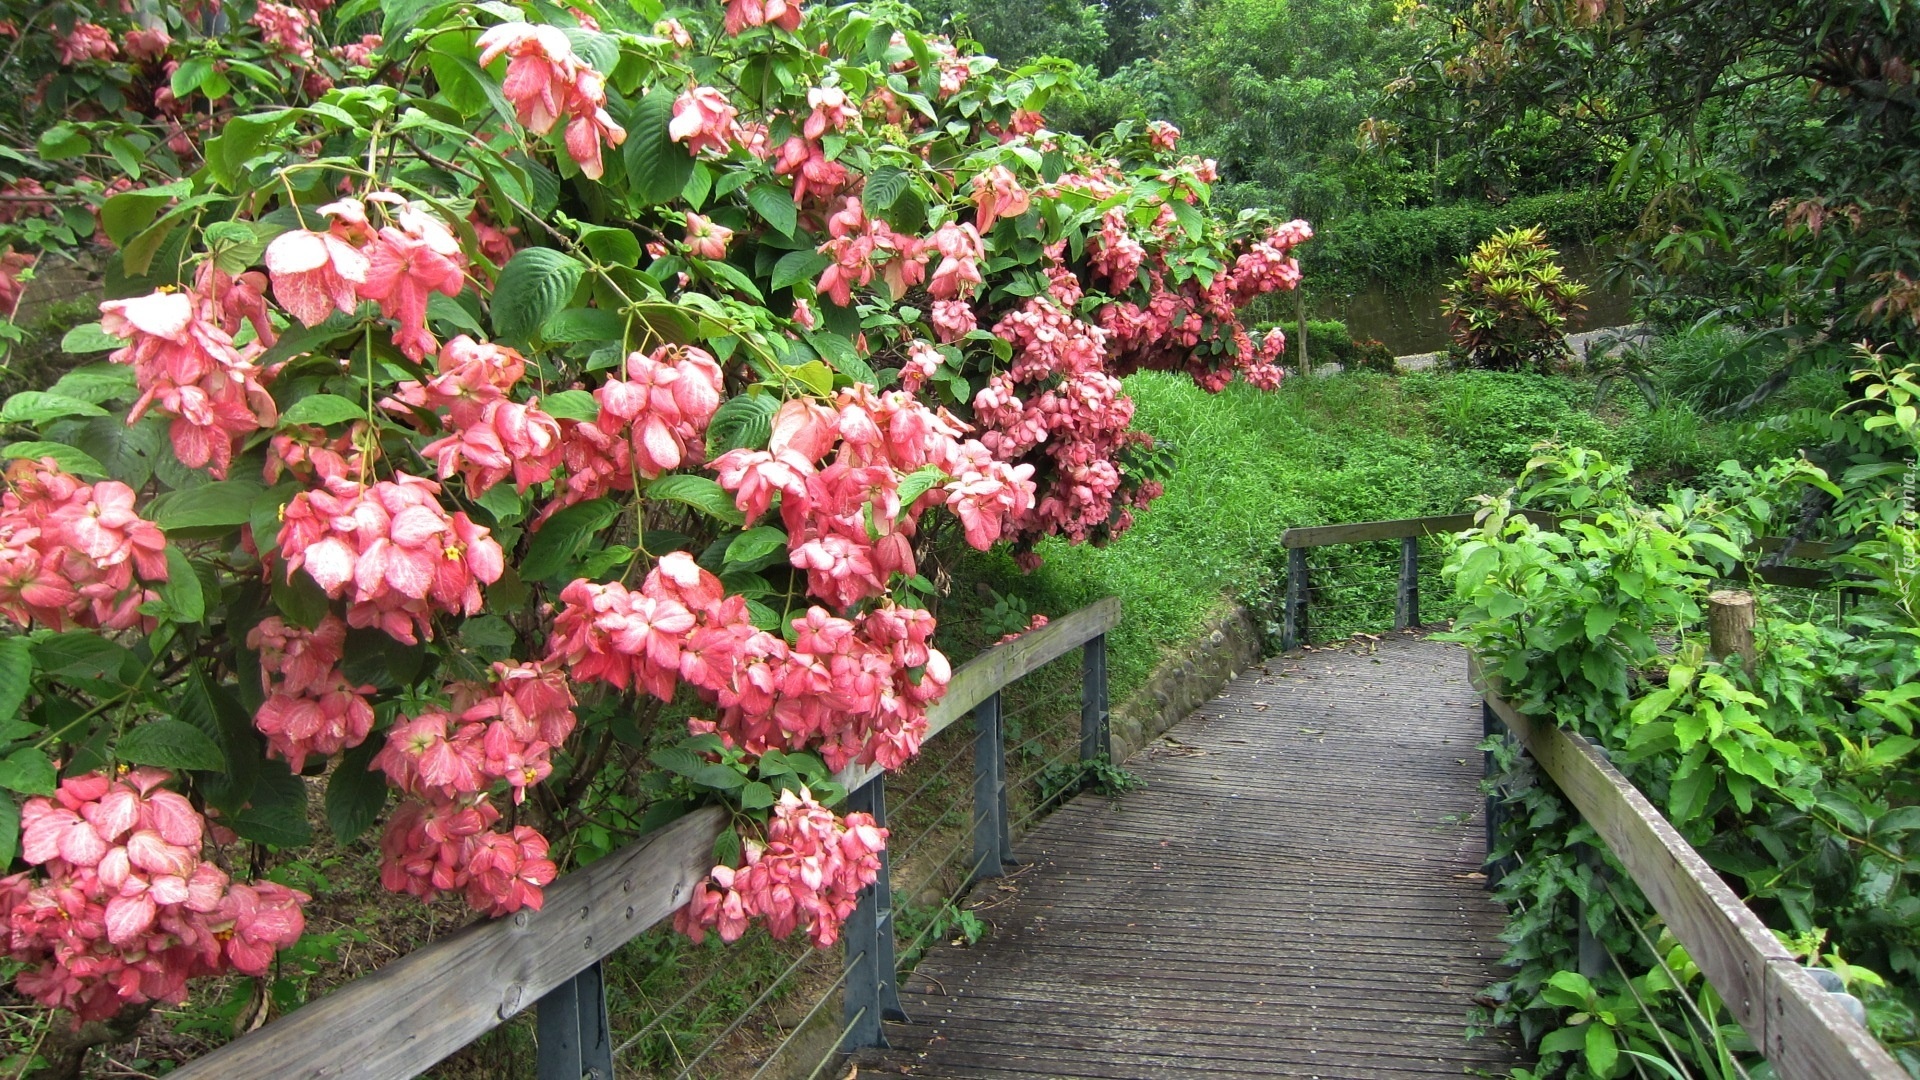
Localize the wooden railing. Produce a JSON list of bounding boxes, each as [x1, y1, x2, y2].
[[1474, 663, 1904, 1079], [172, 596, 1122, 1080], [1279, 511, 1847, 650]]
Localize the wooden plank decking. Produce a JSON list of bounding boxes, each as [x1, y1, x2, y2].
[[858, 636, 1520, 1079]]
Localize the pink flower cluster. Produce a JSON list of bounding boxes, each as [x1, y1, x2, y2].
[[0, 770, 307, 1022], [723, 0, 804, 35], [57, 22, 117, 64], [0, 460, 168, 632], [815, 199, 924, 306], [550, 345, 724, 512], [275, 473, 505, 644], [772, 134, 853, 210], [669, 86, 741, 157], [251, 2, 315, 58], [371, 663, 573, 915], [99, 282, 279, 480], [476, 23, 627, 180], [972, 165, 1030, 233], [248, 615, 375, 772], [396, 336, 564, 497], [264, 195, 469, 362], [674, 788, 884, 948]]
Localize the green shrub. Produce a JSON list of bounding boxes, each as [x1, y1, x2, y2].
[[1442, 226, 1589, 371], [1645, 323, 1784, 412]]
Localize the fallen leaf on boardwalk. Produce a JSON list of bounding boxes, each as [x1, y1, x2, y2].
[[1298, 728, 1323, 735], [1249, 702, 1270, 709]]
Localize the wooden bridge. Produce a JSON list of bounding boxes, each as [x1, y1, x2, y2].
[[859, 635, 1518, 1079], [171, 513, 1900, 1080]]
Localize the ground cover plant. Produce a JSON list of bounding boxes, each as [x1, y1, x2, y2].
[[1443, 358, 1920, 1077], [0, 0, 1323, 1070]]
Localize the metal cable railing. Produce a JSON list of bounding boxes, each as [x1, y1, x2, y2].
[[596, 599, 1121, 1080]]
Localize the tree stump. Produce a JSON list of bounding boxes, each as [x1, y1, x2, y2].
[[1707, 589, 1756, 663]]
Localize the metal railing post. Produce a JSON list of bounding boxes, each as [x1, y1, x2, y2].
[[840, 774, 904, 1051], [1282, 547, 1308, 651], [969, 691, 1013, 884], [1482, 699, 1503, 892], [1080, 633, 1110, 763], [1395, 535, 1420, 631], [1576, 847, 1607, 980], [535, 960, 614, 1080]]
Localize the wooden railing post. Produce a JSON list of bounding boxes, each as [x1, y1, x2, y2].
[[969, 691, 1014, 884], [535, 961, 614, 1080], [1394, 536, 1420, 631], [840, 774, 905, 1051], [1482, 700, 1505, 891], [1282, 547, 1308, 651], [1080, 634, 1110, 763]]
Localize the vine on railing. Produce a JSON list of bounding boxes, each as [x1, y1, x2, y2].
[[1443, 362, 1920, 1080]]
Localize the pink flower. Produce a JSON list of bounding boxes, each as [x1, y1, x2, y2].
[[675, 788, 884, 948], [250, 2, 314, 57], [723, 0, 803, 35], [276, 474, 504, 644], [683, 212, 733, 260], [0, 460, 168, 632], [265, 226, 370, 328], [123, 27, 171, 62], [802, 86, 856, 140], [476, 23, 626, 179], [1147, 120, 1181, 152], [332, 33, 381, 66], [971, 165, 1029, 234], [6, 770, 308, 1022], [356, 198, 468, 361], [668, 87, 739, 157], [420, 397, 563, 496], [57, 23, 116, 64]]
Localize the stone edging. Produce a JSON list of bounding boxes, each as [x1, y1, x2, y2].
[[1109, 601, 1264, 764]]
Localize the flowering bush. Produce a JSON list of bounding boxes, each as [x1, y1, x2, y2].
[[0, 0, 1310, 1045]]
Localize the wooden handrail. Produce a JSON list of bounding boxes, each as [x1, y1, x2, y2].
[[172, 598, 1122, 1080], [1472, 659, 1904, 1079], [1279, 512, 1851, 651]]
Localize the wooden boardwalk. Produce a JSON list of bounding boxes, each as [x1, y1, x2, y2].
[[858, 636, 1520, 1079]]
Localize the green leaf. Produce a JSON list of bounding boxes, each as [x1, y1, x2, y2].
[[705, 393, 777, 455], [325, 739, 387, 844], [543, 308, 623, 344], [60, 323, 124, 355], [1543, 970, 1594, 1007], [272, 569, 333, 629], [520, 497, 620, 580], [459, 614, 517, 660], [33, 633, 133, 682], [539, 389, 599, 421], [648, 475, 745, 526], [426, 291, 487, 337], [0, 794, 18, 867], [771, 249, 832, 292], [725, 526, 788, 569], [713, 826, 742, 867], [175, 667, 260, 814], [651, 746, 748, 790], [280, 394, 367, 427], [0, 638, 31, 727], [1537, 1026, 1587, 1055], [623, 89, 695, 206], [36, 123, 90, 162], [1, 392, 108, 425], [150, 479, 265, 532], [578, 224, 642, 267], [157, 547, 205, 622], [1168, 198, 1204, 242], [170, 56, 213, 98], [1584, 1019, 1618, 1074], [228, 760, 312, 847], [118, 719, 226, 772], [492, 248, 585, 345], [747, 183, 798, 237], [49, 364, 136, 404], [862, 165, 910, 212], [0, 442, 108, 478], [896, 465, 947, 510], [739, 781, 776, 809], [0, 747, 55, 796]]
